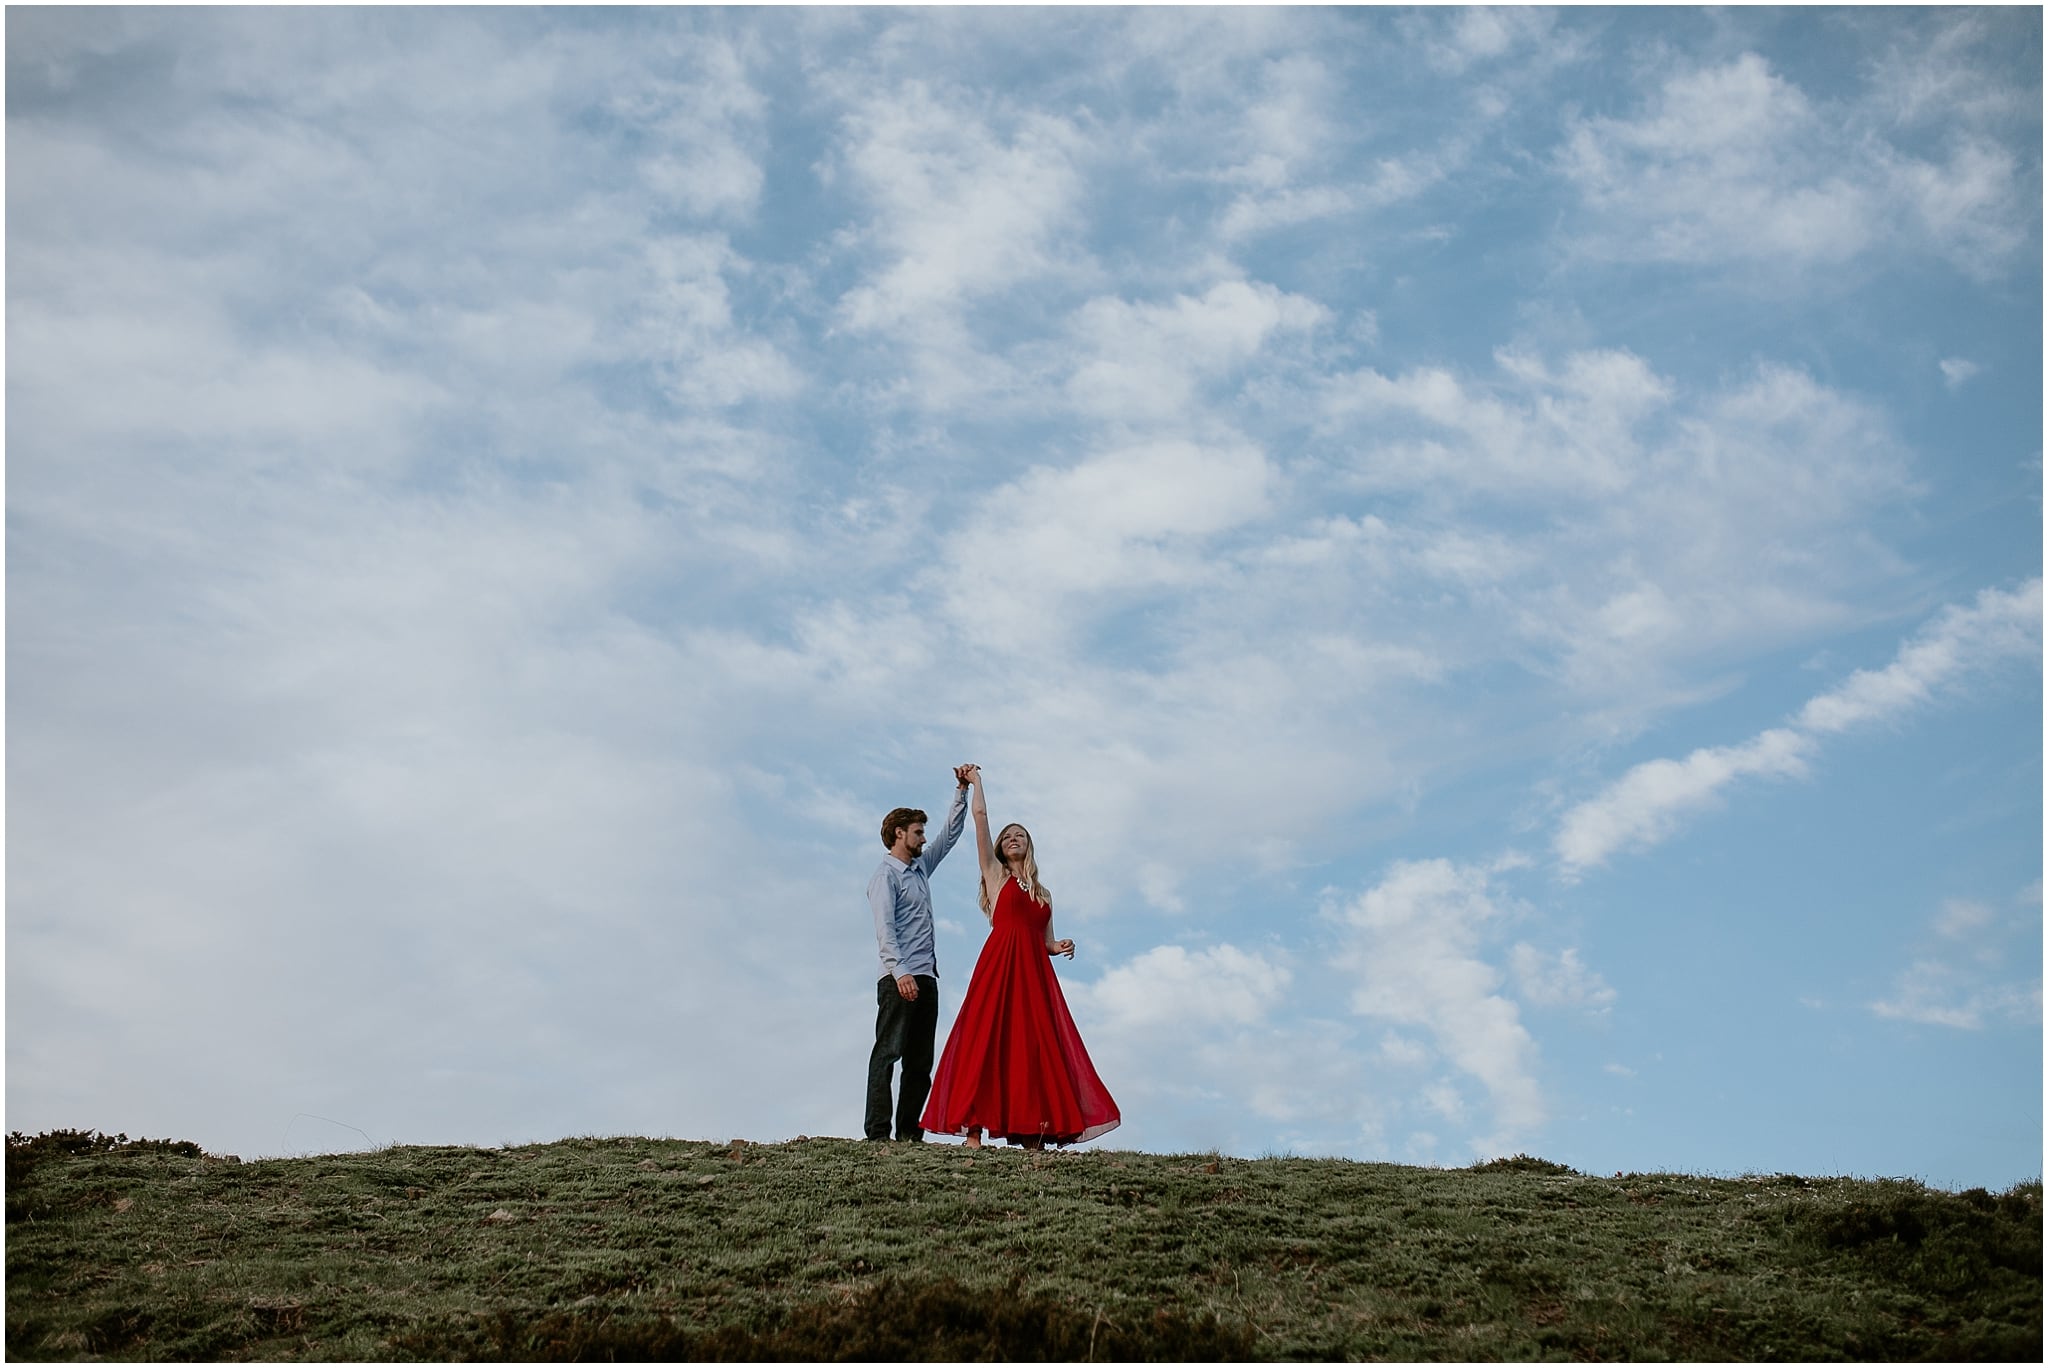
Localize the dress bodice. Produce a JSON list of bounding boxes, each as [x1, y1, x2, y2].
[[994, 875, 1049, 935]]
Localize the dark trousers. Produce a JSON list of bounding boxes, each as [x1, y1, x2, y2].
[[866, 974, 938, 1141]]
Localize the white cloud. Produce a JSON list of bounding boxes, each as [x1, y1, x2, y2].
[[1319, 350, 1915, 710], [1559, 53, 1872, 267], [804, 67, 1110, 414], [1082, 944, 1292, 1031], [1667, 363, 1914, 520], [1332, 858, 1545, 1154], [1870, 885, 2043, 1030], [1219, 139, 1474, 241], [1426, 6, 1559, 73], [1220, 183, 1355, 241], [1063, 278, 1327, 422], [1864, 11, 2036, 129], [1940, 357, 1982, 390], [934, 438, 1275, 650], [1198, 23, 1544, 246], [1199, 51, 1347, 235], [635, 235, 805, 408], [1422, 1081, 1468, 1123], [1150, 1022, 1394, 1154], [1797, 580, 2042, 734], [1510, 945, 1617, 1011], [1221, 54, 1336, 183], [1378, 1033, 1433, 1068], [1871, 964, 2041, 1031], [1057, 968, 1392, 1155], [1558, 51, 2030, 276], [918, 644, 1406, 917], [1555, 729, 1816, 876], [609, 33, 768, 220], [832, 81, 1087, 335], [1558, 578, 2040, 875], [1933, 899, 1996, 940], [1323, 346, 1673, 497], [1882, 137, 2029, 272]]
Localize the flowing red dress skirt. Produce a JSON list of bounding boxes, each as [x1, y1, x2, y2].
[[922, 876, 1120, 1145]]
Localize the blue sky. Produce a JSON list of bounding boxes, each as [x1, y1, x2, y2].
[[6, 6, 2040, 1188]]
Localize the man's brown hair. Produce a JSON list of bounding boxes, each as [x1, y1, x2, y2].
[[880, 807, 927, 850]]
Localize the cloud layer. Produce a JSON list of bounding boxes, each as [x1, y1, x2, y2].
[[6, 8, 2038, 1178]]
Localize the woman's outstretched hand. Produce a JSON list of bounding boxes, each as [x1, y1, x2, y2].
[[1052, 938, 1075, 959]]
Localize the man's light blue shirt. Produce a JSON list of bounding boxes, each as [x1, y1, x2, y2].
[[869, 786, 969, 983]]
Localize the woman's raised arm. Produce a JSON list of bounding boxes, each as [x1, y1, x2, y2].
[[963, 765, 1003, 912]]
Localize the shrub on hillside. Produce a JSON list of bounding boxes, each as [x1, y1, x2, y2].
[[1468, 1153, 1579, 1176], [5, 1130, 207, 1186], [1771, 1176, 2042, 1357]]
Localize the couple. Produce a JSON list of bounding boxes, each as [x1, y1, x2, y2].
[[865, 764, 1120, 1149]]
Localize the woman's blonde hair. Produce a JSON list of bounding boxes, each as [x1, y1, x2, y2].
[[981, 823, 1050, 917]]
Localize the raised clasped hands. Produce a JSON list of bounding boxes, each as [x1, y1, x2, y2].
[[954, 763, 981, 787]]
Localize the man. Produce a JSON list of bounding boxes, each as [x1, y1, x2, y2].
[[866, 765, 971, 1142]]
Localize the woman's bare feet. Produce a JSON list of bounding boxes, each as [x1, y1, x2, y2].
[[963, 1129, 983, 1149]]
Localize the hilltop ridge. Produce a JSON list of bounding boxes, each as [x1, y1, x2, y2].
[[6, 1130, 2040, 1360]]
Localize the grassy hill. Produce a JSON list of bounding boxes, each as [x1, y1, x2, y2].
[[5, 1128, 2039, 1361]]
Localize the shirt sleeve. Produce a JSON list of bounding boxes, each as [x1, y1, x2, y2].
[[869, 866, 903, 981], [919, 784, 970, 874]]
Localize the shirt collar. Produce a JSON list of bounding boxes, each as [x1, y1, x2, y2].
[[883, 852, 912, 872]]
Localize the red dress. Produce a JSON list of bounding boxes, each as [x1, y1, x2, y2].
[[921, 876, 1121, 1145]]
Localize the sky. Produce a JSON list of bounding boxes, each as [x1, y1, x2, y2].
[[6, 6, 2041, 1190]]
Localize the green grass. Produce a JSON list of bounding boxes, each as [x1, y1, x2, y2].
[[6, 1129, 2039, 1361]]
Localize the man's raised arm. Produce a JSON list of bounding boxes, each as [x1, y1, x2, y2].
[[919, 775, 970, 872]]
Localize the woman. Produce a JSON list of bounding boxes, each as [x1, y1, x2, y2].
[[919, 764, 1120, 1149]]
